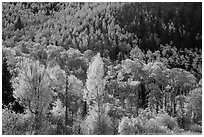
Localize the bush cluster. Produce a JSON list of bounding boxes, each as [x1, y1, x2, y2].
[[118, 111, 184, 135], [81, 110, 114, 135], [155, 113, 178, 130], [189, 124, 202, 133], [118, 116, 170, 135], [176, 115, 192, 130], [2, 108, 34, 134]]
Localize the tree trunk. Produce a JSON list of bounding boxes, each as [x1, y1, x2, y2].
[[170, 100, 173, 116], [164, 92, 167, 111], [98, 97, 101, 135], [113, 105, 118, 135], [156, 103, 159, 114], [71, 110, 74, 126], [113, 85, 118, 135], [34, 112, 41, 135], [180, 100, 184, 115], [173, 101, 176, 116], [65, 74, 68, 126]]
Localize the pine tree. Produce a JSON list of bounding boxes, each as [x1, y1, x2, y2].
[[2, 56, 15, 107], [14, 15, 24, 31]]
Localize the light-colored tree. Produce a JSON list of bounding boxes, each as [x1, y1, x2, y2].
[[130, 45, 145, 61], [13, 58, 54, 134], [49, 64, 84, 126], [168, 68, 196, 115], [85, 53, 106, 110], [83, 53, 113, 134], [47, 47, 87, 126], [186, 88, 202, 123], [143, 61, 169, 113]]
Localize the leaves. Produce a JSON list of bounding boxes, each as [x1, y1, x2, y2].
[[2, 2, 202, 135], [185, 88, 202, 123], [85, 53, 106, 107], [13, 58, 53, 114]]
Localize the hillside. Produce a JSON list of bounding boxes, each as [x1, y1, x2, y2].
[[2, 2, 202, 135]]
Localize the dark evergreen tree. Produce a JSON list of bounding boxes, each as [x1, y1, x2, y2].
[[2, 56, 24, 113], [2, 56, 15, 107], [14, 15, 24, 30]]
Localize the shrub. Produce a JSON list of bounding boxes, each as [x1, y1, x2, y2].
[[2, 107, 72, 135], [118, 117, 147, 135], [2, 108, 20, 135], [155, 113, 178, 130], [189, 124, 202, 133], [81, 110, 113, 135], [2, 108, 34, 135], [132, 118, 147, 134], [72, 122, 81, 135], [118, 117, 135, 135], [185, 88, 202, 124], [176, 115, 192, 130], [146, 118, 169, 135], [118, 116, 170, 135], [48, 114, 74, 135], [118, 114, 174, 135], [37, 121, 58, 135], [138, 108, 156, 121], [172, 126, 184, 134]]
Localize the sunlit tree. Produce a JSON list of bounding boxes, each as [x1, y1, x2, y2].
[[186, 88, 202, 124], [13, 59, 54, 134], [83, 53, 113, 134]]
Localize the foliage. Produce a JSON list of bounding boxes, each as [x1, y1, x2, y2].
[[118, 116, 171, 135], [49, 62, 84, 127], [81, 53, 114, 135], [118, 117, 146, 135], [146, 118, 169, 134], [155, 113, 178, 130], [176, 115, 192, 130], [2, 55, 15, 107], [189, 124, 202, 133], [13, 58, 53, 115], [138, 108, 157, 121], [185, 88, 202, 124], [85, 53, 106, 109], [81, 109, 113, 135], [12, 58, 54, 134], [2, 2, 202, 135], [50, 99, 65, 119], [2, 3, 202, 76], [2, 108, 34, 135]]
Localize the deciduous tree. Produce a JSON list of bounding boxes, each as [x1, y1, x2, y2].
[[13, 59, 54, 134]]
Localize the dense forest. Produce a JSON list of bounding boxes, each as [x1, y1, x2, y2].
[[2, 2, 202, 135]]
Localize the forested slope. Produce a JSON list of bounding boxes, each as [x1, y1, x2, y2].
[[2, 2, 202, 135]]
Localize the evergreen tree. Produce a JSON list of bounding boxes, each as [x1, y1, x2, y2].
[[2, 56, 15, 107], [14, 15, 24, 31]]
